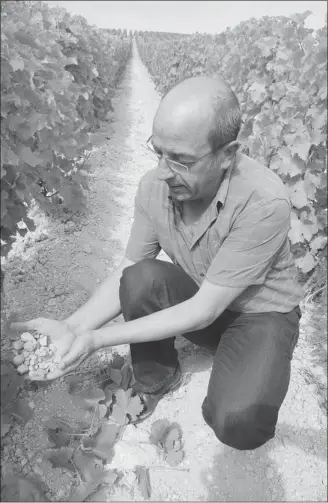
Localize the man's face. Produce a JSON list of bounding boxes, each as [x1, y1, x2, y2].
[[151, 93, 228, 203]]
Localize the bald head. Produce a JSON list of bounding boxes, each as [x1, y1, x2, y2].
[[154, 76, 241, 153]]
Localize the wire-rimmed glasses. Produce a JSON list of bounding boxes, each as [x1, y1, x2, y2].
[[143, 135, 213, 174]]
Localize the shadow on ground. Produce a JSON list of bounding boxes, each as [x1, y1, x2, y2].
[[177, 337, 215, 375], [306, 308, 327, 381], [201, 421, 327, 501]]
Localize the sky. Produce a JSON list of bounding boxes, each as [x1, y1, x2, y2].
[[44, 1, 327, 34]]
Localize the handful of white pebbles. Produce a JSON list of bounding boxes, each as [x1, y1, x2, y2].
[[12, 331, 61, 379]]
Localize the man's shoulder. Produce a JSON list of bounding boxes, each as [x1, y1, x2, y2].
[[137, 169, 167, 204], [231, 152, 289, 204], [139, 168, 162, 190]]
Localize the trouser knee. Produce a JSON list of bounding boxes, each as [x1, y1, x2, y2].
[[202, 399, 278, 450], [119, 258, 161, 319]]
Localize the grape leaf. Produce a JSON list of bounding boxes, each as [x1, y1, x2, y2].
[[286, 179, 309, 209], [166, 449, 184, 467], [1, 360, 23, 410], [135, 465, 151, 499], [149, 420, 184, 466], [68, 470, 118, 502], [248, 82, 267, 104], [109, 353, 125, 370], [66, 374, 83, 394], [70, 387, 105, 410], [100, 386, 113, 408], [97, 404, 108, 418], [82, 423, 120, 463], [43, 417, 73, 447], [1, 413, 12, 438], [10, 57, 25, 72], [164, 423, 182, 452], [73, 450, 106, 483], [111, 389, 144, 425], [120, 363, 133, 391], [295, 251, 316, 274], [6, 398, 34, 423], [289, 211, 306, 244], [45, 447, 75, 472], [274, 150, 306, 178], [149, 418, 170, 447], [108, 363, 133, 390], [290, 141, 311, 162], [304, 172, 320, 200], [18, 146, 41, 167], [108, 368, 122, 386], [310, 235, 327, 253], [1, 476, 48, 502]]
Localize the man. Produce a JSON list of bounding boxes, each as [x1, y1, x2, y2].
[[12, 76, 304, 451]]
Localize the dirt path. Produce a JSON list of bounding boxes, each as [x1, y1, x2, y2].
[[1, 42, 327, 502]]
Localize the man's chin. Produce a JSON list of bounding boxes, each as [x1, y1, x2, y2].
[[168, 185, 189, 198]]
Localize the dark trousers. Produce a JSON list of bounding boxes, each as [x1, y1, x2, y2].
[[119, 259, 301, 450]]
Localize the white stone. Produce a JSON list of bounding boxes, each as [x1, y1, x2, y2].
[[13, 354, 25, 366], [13, 340, 24, 351], [39, 336, 48, 347], [83, 244, 92, 254], [17, 364, 29, 375], [24, 341, 36, 352], [21, 332, 36, 344]]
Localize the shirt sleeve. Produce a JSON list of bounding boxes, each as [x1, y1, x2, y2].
[[125, 173, 161, 262], [206, 199, 291, 287]]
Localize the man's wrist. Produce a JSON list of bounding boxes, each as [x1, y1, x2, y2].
[[90, 329, 102, 352], [64, 317, 86, 333]]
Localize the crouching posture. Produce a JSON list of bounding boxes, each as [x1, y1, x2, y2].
[[12, 76, 303, 451]]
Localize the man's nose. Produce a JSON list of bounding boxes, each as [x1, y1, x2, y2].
[[156, 158, 175, 181]]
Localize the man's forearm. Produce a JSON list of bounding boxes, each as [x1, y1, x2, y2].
[[93, 296, 212, 350], [65, 257, 134, 332]]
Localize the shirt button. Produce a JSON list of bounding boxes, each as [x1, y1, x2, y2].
[[200, 273, 205, 277]]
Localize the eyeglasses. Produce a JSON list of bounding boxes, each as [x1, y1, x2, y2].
[[143, 135, 213, 174]]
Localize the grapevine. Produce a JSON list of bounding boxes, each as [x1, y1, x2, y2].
[[1, 1, 132, 260], [136, 12, 327, 278]]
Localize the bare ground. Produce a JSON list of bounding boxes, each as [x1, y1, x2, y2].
[[1, 43, 327, 502]]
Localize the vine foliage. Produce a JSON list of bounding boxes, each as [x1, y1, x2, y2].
[[136, 12, 327, 278], [1, 1, 132, 258]]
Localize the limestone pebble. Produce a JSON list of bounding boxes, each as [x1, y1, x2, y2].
[[12, 331, 60, 379]]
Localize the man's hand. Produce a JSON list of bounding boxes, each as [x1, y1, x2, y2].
[[10, 318, 95, 380], [56, 332, 95, 375]]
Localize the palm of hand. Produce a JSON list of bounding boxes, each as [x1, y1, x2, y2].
[[10, 317, 77, 380], [30, 318, 77, 359]]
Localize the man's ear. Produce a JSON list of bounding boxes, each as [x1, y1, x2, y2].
[[219, 141, 240, 170], [222, 141, 240, 157]]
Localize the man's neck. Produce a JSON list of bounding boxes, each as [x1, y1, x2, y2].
[[183, 170, 225, 219]]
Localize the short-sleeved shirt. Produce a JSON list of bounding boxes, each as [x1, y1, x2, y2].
[[125, 152, 304, 313]]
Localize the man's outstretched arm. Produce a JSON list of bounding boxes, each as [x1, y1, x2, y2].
[[66, 171, 161, 333], [65, 256, 135, 332], [92, 280, 245, 350]]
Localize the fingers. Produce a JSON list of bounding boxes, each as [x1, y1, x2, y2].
[[59, 348, 88, 370], [26, 368, 66, 381], [56, 345, 71, 359], [10, 320, 39, 333], [47, 365, 76, 380]]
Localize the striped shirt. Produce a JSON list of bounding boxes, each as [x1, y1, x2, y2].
[[125, 152, 304, 313]]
